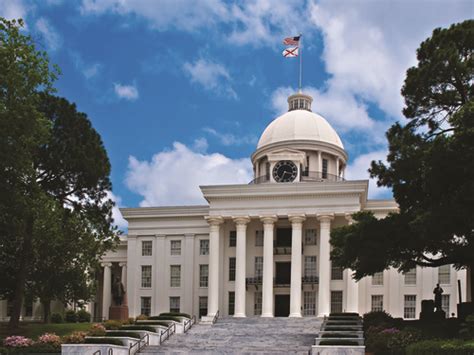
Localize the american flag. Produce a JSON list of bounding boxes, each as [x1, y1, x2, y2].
[[283, 35, 300, 46]]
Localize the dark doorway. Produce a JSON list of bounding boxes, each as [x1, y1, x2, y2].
[[275, 295, 290, 317], [276, 262, 291, 285], [276, 228, 292, 247]]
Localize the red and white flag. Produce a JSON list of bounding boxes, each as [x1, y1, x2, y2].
[[283, 35, 300, 46], [282, 47, 299, 58]]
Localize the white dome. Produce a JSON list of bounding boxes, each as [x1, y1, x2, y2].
[[257, 109, 344, 150]]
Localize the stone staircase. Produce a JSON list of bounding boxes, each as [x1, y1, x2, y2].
[[140, 316, 322, 354]]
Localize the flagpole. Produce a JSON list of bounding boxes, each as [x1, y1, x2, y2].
[[299, 33, 302, 92]]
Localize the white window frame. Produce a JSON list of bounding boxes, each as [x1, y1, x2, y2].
[[199, 264, 208, 288], [303, 291, 316, 316], [438, 265, 451, 284], [330, 291, 343, 313], [199, 239, 209, 255], [141, 296, 151, 316], [142, 240, 153, 256], [254, 292, 262, 316], [304, 256, 317, 277], [404, 268, 417, 285], [229, 257, 236, 281], [304, 229, 317, 245], [372, 272, 384, 286], [404, 295, 416, 319], [441, 294, 450, 316], [170, 240, 181, 256], [331, 264, 343, 280], [371, 295, 384, 312], [255, 257, 263, 278], [170, 265, 181, 287], [169, 297, 180, 313], [141, 265, 152, 288], [255, 230, 263, 246]]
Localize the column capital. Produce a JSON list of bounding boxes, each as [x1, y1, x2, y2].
[[233, 216, 251, 225], [288, 214, 306, 224], [260, 215, 278, 225], [101, 262, 112, 268], [317, 214, 334, 223], [205, 216, 224, 226], [119, 262, 127, 267]]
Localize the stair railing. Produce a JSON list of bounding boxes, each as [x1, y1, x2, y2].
[[212, 310, 219, 324], [129, 333, 149, 355]]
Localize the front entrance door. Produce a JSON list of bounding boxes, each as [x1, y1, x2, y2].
[[275, 295, 290, 317], [276, 262, 291, 285]]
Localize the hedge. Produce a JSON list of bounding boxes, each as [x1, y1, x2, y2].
[[120, 325, 158, 333], [406, 339, 474, 355], [319, 340, 360, 346], [84, 338, 124, 346], [158, 312, 191, 319], [321, 333, 360, 338], [105, 331, 142, 339], [146, 315, 182, 322], [135, 321, 172, 327], [0, 344, 61, 353]]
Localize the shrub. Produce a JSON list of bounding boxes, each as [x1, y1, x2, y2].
[[136, 314, 149, 320], [364, 326, 393, 353], [51, 312, 63, 323], [387, 327, 423, 352], [77, 309, 91, 323], [319, 340, 360, 346], [120, 325, 158, 332], [459, 315, 474, 339], [65, 310, 77, 323], [363, 311, 395, 331], [158, 312, 191, 319], [406, 339, 474, 355], [135, 321, 173, 327], [5, 343, 61, 353], [37, 333, 61, 346], [105, 331, 141, 339], [330, 312, 359, 317], [124, 317, 135, 325], [104, 319, 122, 330], [321, 333, 359, 338], [146, 315, 182, 322], [84, 338, 124, 346], [3, 336, 34, 347], [62, 331, 87, 344], [88, 323, 106, 336]]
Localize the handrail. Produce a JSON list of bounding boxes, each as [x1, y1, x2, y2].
[[249, 171, 344, 184], [184, 315, 196, 333], [212, 310, 219, 324], [129, 333, 149, 355], [108, 348, 113, 355], [93, 351, 101, 355], [159, 322, 176, 344]]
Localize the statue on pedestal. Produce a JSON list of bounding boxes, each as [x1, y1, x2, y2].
[[112, 276, 125, 306], [433, 283, 444, 312]]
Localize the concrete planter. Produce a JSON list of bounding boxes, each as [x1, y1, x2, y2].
[[311, 345, 365, 354], [105, 330, 160, 346], [61, 344, 129, 355]]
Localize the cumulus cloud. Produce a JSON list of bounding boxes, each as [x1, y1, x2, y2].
[[345, 150, 390, 199], [35, 17, 61, 51], [70, 51, 102, 79], [203, 127, 257, 146], [107, 191, 128, 230], [0, 0, 28, 21], [183, 58, 237, 99], [125, 142, 253, 206], [114, 83, 139, 101]]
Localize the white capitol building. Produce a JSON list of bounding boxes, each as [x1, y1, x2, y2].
[[96, 92, 466, 322]]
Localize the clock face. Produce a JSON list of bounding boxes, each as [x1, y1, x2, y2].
[[272, 160, 298, 182]]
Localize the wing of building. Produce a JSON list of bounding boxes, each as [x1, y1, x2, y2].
[[5, 92, 464, 322]]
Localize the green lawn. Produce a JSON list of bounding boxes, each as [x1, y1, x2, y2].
[[0, 322, 93, 340]]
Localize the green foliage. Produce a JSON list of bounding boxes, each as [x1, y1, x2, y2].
[[135, 321, 172, 328], [406, 339, 474, 355], [146, 316, 182, 322], [330, 20, 474, 294], [104, 320, 122, 330], [64, 310, 77, 323], [105, 331, 141, 339], [136, 314, 149, 320], [158, 312, 191, 319], [318, 340, 360, 346], [76, 309, 91, 323], [321, 333, 359, 338], [363, 311, 395, 331], [84, 338, 124, 346], [0, 343, 61, 353], [459, 315, 474, 339], [50, 313, 63, 324], [120, 325, 157, 333]]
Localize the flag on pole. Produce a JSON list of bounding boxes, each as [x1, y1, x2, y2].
[[282, 47, 299, 58], [283, 35, 300, 46]]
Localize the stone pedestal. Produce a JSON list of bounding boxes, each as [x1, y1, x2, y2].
[[109, 305, 129, 321]]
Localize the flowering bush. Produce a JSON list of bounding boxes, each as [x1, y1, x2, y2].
[[88, 323, 106, 336], [136, 314, 149, 320], [38, 333, 61, 346], [3, 336, 34, 347], [62, 331, 87, 344], [381, 327, 400, 334], [104, 319, 122, 330]]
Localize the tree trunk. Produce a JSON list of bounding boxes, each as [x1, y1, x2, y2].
[[8, 215, 34, 329], [42, 300, 51, 323]]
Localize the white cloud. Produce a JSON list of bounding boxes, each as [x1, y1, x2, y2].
[[203, 127, 257, 146], [70, 51, 102, 79], [183, 58, 237, 99], [192, 137, 209, 153], [0, 0, 28, 21], [114, 83, 139, 101], [35, 17, 61, 51], [107, 191, 128, 230], [345, 150, 390, 199], [125, 142, 253, 206]]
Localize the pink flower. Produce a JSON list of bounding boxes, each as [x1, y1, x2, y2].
[[381, 327, 400, 334], [3, 336, 34, 347], [38, 333, 61, 345]]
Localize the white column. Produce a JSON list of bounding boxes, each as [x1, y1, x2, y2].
[[101, 262, 112, 320], [317, 214, 334, 317], [234, 216, 250, 317], [318, 151, 322, 174], [206, 216, 223, 317], [289, 214, 305, 317], [261, 216, 277, 317], [119, 262, 127, 306], [336, 158, 340, 178], [344, 214, 359, 313]]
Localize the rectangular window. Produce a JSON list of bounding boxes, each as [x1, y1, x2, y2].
[[322, 158, 328, 179], [331, 264, 343, 280], [441, 294, 450, 316], [255, 257, 263, 278], [170, 240, 181, 256], [199, 296, 208, 318], [372, 272, 384, 286], [438, 265, 451, 284], [255, 230, 264, 246], [304, 256, 317, 277], [303, 291, 317, 316], [200, 264, 209, 287], [229, 231, 236, 247], [141, 297, 151, 316], [142, 240, 153, 256], [404, 268, 417, 285], [170, 265, 181, 287], [228, 292, 235, 315], [254, 292, 262, 316], [304, 229, 317, 245], [170, 297, 180, 313], [200, 239, 209, 255], [371, 295, 384, 312], [229, 257, 236, 281], [330, 291, 343, 313], [265, 162, 270, 179], [141, 265, 152, 288], [404, 295, 416, 318]]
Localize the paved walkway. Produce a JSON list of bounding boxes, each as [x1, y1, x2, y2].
[[140, 316, 321, 354]]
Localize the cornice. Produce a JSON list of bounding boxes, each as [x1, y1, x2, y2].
[[120, 205, 209, 220], [365, 199, 398, 213]]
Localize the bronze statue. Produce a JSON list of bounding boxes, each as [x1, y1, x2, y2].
[[112, 276, 126, 306], [433, 283, 444, 312]]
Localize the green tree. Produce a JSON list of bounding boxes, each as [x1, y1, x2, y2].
[[330, 20, 474, 298]]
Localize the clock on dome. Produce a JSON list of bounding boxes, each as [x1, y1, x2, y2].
[[272, 160, 298, 182]]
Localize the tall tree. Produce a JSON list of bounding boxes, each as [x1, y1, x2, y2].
[[330, 20, 474, 298]]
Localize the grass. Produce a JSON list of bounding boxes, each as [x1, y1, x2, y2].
[[0, 322, 92, 341]]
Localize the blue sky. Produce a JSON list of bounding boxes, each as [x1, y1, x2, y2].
[[1, 0, 473, 228]]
